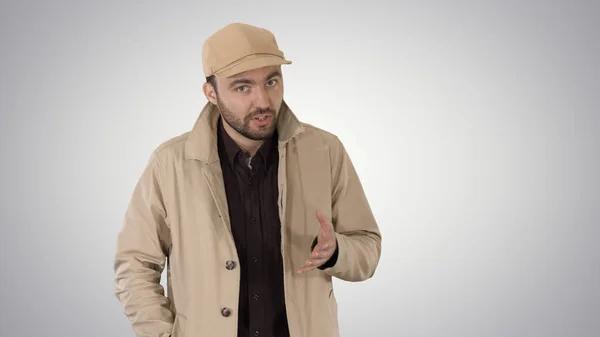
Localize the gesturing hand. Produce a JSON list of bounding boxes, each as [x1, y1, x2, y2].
[[297, 210, 337, 275]]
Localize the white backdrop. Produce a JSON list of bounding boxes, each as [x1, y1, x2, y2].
[[1, 1, 599, 336]]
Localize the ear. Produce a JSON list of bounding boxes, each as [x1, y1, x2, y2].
[[202, 82, 218, 105]]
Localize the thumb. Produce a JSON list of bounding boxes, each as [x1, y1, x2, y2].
[[316, 210, 331, 235]]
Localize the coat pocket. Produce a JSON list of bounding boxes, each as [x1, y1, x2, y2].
[[171, 312, 187, 337]]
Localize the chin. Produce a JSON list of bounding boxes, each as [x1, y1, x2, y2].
[[251, 128, 275, 140]]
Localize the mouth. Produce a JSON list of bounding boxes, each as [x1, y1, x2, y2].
[[251, 113, 274, 127], [253, 113, 272, 121]]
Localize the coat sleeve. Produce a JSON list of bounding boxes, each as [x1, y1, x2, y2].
[[114, 151, 174, 337], [321, 136, 382, 282]]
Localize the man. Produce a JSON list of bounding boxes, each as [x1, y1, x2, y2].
[[114, 22, 382, 337]]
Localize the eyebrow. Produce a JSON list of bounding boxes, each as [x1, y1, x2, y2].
[[228, 71, 282, 89]]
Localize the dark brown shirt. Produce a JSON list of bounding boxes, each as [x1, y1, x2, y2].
[[217, 117, 289, 337], [216, 117, 338, 337]]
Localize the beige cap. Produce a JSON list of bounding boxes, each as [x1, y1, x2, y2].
[[202, 23, 292, 78]]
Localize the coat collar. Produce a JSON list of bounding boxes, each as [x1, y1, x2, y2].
[[184, 99, 305, 163]]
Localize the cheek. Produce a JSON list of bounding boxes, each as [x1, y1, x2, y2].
[[222, 96, 252, 116], [269, 89, 283, 106]]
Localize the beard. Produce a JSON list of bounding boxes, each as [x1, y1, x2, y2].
[[216, 96, 278, 141]]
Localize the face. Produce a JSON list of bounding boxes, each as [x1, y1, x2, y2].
[[204, 65, 284, 141]]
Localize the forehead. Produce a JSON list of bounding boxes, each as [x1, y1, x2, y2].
[[221, 65, 282, 83]]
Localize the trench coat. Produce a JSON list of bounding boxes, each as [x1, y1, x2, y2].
[[114, 100, 382, 337]]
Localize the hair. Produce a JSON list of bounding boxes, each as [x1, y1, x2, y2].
[[206, 75, 218, 94]]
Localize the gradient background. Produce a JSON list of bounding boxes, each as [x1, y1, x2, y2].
[[1, 1, 599, 337]]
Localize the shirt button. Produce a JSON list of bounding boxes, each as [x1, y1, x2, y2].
[[221, 307, 232, 317], [252, 256, 258, 262], [250, 218, 256, 224], [253, 293, 259, 300], [225, 260, 236, 270], [254, 330, 260, 336]]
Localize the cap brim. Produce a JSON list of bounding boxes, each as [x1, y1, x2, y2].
[[214, 54, 292, 78]]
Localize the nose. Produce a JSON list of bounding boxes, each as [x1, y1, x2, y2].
[[253, 87, 270, 110]]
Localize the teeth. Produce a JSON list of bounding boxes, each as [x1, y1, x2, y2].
[[256, 116, 267, 121]]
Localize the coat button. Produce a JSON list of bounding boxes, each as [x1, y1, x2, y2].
[[225, 260, 236, 270], [221, 307, 232, 317]]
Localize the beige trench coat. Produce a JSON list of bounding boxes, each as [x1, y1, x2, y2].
[[114, 101, 382, 337]]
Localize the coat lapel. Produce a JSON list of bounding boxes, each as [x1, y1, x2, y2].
[[201, 161, 232, 234]]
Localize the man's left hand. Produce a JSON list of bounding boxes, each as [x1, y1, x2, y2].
[[297, 210, 337, 274]]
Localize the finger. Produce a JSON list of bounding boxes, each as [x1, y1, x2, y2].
[[314, 236, 336, 252], [312, 241, 328, 253], [316, 210, 329, 226], [304, 256, 330, 267], [297, 257, 329, 274], [297, 260, 316, 274], [316, 210, 332, 233], [312, 245, 334, 258], [311, 254, 332, 266], [318, 225, 333, 246], [297, 265, 316, 274], [319, 225, 333, 240], [297, 259, 328, 274]]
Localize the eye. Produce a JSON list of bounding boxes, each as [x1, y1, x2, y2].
[[236, 85, 249, 93], [266, 79, 278, 87]]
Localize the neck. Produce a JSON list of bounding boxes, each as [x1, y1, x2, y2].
[[222, 121, 264, 157]]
